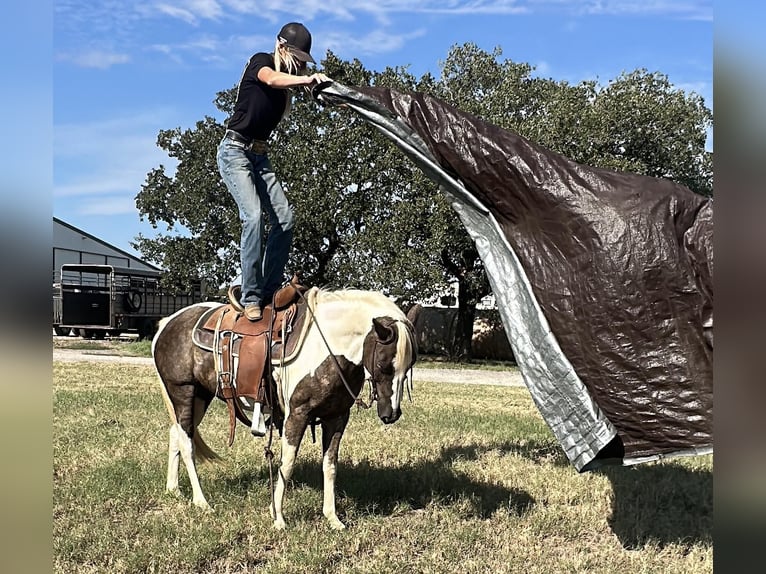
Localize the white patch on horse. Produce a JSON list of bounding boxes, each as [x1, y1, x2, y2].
[[166, 423, 181, 495], [389, 321, 415, 415], [271, 442, 299, 530], [322, 445, 345, 530]]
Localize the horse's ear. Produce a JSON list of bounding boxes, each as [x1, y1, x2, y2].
[[407, 303, 423, 325], [372, 317, 396, 344], [405, 304, 422, 335]]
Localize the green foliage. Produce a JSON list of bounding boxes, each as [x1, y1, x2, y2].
[[589, 69, 713, 195], [268, 52, 450, 304], [133, 43, 713, 354]]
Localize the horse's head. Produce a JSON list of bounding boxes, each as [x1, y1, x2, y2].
[[363, 316, 417, 424]]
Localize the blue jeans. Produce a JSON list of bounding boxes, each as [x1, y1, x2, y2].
[[217, 137, 294, 307]]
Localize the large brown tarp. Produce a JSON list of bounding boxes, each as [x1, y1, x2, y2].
[[316, 83, 713, 471]]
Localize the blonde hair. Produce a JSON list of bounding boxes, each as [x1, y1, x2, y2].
[[274, 40, 310, 120]]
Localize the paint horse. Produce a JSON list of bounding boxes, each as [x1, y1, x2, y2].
[[152, 287, 417, 529]]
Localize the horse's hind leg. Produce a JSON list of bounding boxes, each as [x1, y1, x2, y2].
[[166, 393, 211, 497], [321, 413, 350, 530], [169, 383, 213, 510], [166, 423, 182, 496]]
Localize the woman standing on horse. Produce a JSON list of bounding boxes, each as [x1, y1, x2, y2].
[[218, 22, 331, 322]]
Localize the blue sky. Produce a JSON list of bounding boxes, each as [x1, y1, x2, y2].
[[53, 0, 713, 260]]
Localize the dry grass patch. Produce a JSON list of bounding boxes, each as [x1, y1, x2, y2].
[[54, 361, 712, 573]]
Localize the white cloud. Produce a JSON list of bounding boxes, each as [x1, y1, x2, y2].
[[147, 32, 275, 66], [154, 3, 200, 25], [54, 110, 179, 216], [320, 27, 427, 58], [533, 60, 552, 77], [79, 196, 139, 216], [675, 82, 713, 102], [580, 1, 712, 21], [55, 175, 145, 198], [56, 50, 130, 69], [55, 1, 712, 69]]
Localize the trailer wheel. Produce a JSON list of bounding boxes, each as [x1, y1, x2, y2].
[[79, 329, 105, 339], [124, 290, 142, 312], [53, 326, 70, 336]]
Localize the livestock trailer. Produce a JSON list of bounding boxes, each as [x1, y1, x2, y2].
[[53, 264, 204, 339]]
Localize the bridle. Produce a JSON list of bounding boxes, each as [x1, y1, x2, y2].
[[363, 320, 417, 406], [362, 330, 389, 405]]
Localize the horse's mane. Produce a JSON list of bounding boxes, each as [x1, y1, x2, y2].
[[311, 287, 408, 320], [310, 287, 416, 377], [393, 320, 416, 376]]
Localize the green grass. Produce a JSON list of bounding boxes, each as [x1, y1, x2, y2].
[[122, 339, 153, 357], [53, 361, 712, 574], [54, 340, 116, 351], [415, 354, 517, 371], [54, 338, 153, 357]]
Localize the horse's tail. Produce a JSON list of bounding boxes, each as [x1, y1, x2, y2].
[[155, 372, 179, 424], [154, 360, 222, 463], [193, 431, 221, 463], [152, 315, 180, 426]]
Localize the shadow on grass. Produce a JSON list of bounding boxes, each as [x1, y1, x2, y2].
[[440, 440, 572, 468], [598, 463, 713, 549], [334, 454, 534, 519], [221, 441, 536, 520], [311, 441, 536, 519]]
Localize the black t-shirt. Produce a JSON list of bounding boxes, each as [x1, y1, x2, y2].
[[226, 52, 288, 141]]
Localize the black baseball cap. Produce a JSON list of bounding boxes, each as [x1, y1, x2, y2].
[[278, 22, 315, 64]]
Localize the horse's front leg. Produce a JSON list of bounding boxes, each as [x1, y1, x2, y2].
[[321, 413, 350, 530], [272, 412, 308, 530]]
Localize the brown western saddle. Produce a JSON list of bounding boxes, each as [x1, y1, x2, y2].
[[191, 279, 311, 445]]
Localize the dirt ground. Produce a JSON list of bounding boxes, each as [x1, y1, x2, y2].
[[51, 336, 524, 387]]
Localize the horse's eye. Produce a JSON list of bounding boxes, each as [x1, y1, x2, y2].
[[377, 362, 394, 375]]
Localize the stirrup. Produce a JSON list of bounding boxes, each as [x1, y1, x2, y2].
[[251, 403, 267, 437], [227, 285, 245, 312]]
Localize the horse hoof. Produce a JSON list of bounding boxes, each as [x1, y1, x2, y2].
[[327, 517, 346, 530], [193, 500, 213, 513], [273, 519, 287, 530]]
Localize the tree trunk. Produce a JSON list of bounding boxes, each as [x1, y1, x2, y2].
[[452, 278, 477, 361]]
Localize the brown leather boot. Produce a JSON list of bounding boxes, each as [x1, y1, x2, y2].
[[244, 304, 262, 321]]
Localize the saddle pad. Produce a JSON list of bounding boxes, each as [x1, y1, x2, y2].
[[271, 299, 312, 364], [191, 305, 229, 351]]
